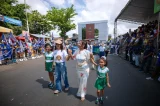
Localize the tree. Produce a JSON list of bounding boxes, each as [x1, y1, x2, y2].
[[28, 10, 53, 34], [82, 27, 86, 40], [47, 5, 77, 39], [0, 0, 30, 35], [95, 29, 99, 37]]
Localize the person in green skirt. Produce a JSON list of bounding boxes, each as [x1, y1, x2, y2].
[[94, 57, 111, 104], [45, 43, 55, 89]]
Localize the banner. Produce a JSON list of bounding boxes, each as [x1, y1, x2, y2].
[[4, 16, 22, 26], [0, 48, 12, 60], [154, 0, 160, 14]]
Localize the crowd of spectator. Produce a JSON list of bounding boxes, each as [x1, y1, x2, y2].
[[118, 20, 160, 81]]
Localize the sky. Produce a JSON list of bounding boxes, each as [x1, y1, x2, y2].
[[18, 0, 140, 37]]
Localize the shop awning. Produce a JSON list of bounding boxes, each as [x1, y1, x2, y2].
[[31, 34, 51, 39], [0, 26, 13, 33]]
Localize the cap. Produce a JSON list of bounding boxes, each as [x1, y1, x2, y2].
[[55, 40, 62, 44]]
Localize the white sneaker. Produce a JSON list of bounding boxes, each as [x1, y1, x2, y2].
[[146, 77, 153, 80]]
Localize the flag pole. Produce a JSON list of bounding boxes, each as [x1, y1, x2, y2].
[[24, 0, 29, 34]]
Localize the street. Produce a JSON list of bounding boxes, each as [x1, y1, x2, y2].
[[0, 55, 160, 106]]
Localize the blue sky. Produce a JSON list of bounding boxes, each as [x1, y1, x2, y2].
[[18, 0, 139, 37]]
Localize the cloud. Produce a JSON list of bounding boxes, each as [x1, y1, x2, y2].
[[18, 0, 49, 15], [49, 0, 65, 6], [18, 0, 140, 38]]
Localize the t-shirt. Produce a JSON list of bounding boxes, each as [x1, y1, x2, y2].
[[97, 66, 109, 78], [71, 46, 78, 54], [143, 45, 154, 57], [99, 46, 105, 52], [45, 52, 54, 63], [53, 50, 68, 63], [74, 49, 90, 70], [87, 44, 93, 53]]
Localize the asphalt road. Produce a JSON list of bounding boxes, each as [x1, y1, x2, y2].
[[0, 55, 160, 106]]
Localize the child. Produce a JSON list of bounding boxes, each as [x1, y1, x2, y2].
[[94, 57, 111, 104], [45, 43, 55, 89]]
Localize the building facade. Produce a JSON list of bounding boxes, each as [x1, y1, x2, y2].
[[78, 20, 109, 42]]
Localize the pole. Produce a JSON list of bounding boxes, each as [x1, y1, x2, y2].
[[24, 0, 29, 34], [157, 12, 160, 56]]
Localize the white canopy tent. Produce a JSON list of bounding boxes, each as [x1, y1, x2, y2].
[[114, 0, 158, 37]]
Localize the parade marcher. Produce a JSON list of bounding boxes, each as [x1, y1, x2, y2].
[[53, 40, 70, 94], [99, 43, 105, 58], [45, 43, 55, 89], [105, 43, 110, 57], [94, 57, 111, 104], [68, 40, 96, 101]]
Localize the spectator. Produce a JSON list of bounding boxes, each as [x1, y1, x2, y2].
[[139, 41, 155, 73]]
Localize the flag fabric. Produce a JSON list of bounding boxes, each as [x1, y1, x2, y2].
[[19, 40, 24, 52], [52, 33, 54, 41], [8, 38, 13, 45], [1, 34, 7, 43], [9, 32, 17, 42]]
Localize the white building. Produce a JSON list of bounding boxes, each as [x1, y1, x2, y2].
[[78, 20, 109, 42]]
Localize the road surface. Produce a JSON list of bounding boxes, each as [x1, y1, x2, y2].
[[0, 55, 160, 106]]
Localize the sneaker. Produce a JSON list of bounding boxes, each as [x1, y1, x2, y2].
[[54, 90, 60, 94], [146, 77, 153, 80], [95, 99, 99, 104], [48, 82, 54, 89], [99, 98, 103, 104], [65, 87, 69, 91]]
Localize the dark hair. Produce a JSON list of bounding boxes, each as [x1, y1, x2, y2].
[[45, 43, 51, 48], [55, 43, 63, 51], [100, 58, 108, 66], [81, 41, 87, 49]]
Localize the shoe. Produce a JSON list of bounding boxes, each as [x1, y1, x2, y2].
[[146, 77, 153, 80], [54, 90, 60, 94], [81, 97, 85, 101], [99, 98, 103, 104], [48, 82, 54, 89], [95, 99, 99, 104], [65, 87, 69, 91]]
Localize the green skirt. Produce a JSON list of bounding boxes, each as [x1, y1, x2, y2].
[[45, 62, 54, 72], [95, 77, 107, 90]]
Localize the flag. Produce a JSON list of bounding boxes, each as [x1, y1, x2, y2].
[[52, 33, 54, 41], [8, 38, 13, 45], [9, 32, 17, 42], [41, 38, 45, 45], [19, 40, 24, 52], [1, 33, 7, 43], [25, 33, 29, 41]]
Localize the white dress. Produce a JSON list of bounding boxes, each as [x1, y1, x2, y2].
[[73, 49, 90, 98]]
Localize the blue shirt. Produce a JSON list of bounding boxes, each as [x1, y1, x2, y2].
[[71, 46, 78, 54]]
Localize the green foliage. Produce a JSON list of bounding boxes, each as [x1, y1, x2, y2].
[[47, 5, 77, 38], [28, 10, 53, 34], [0, 0, 29, 35], [82, 27, 86, 40], [95, 29, 99, 36]]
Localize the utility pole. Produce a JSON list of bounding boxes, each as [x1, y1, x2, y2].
[[24, 0, 29, 34]]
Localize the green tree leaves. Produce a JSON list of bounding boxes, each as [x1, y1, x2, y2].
[[47, 4, 77, 39]]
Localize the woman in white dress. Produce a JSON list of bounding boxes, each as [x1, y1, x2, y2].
[[68, 41, 96, 101]]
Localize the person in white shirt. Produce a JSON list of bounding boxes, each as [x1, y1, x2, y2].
[[99, 43, 105, 58], [68, 40, 96, 101], [87, 41, 93, 53], [53, 40, 70, 94]]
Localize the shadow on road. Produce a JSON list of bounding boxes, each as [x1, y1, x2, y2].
[[67, 87, 96, 102], [36, 79, 50, 89]]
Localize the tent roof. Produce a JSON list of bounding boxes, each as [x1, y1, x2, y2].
[[115, 0, 157, 23], [0, 26, 13, 33], [31, 34, 51, 38]]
